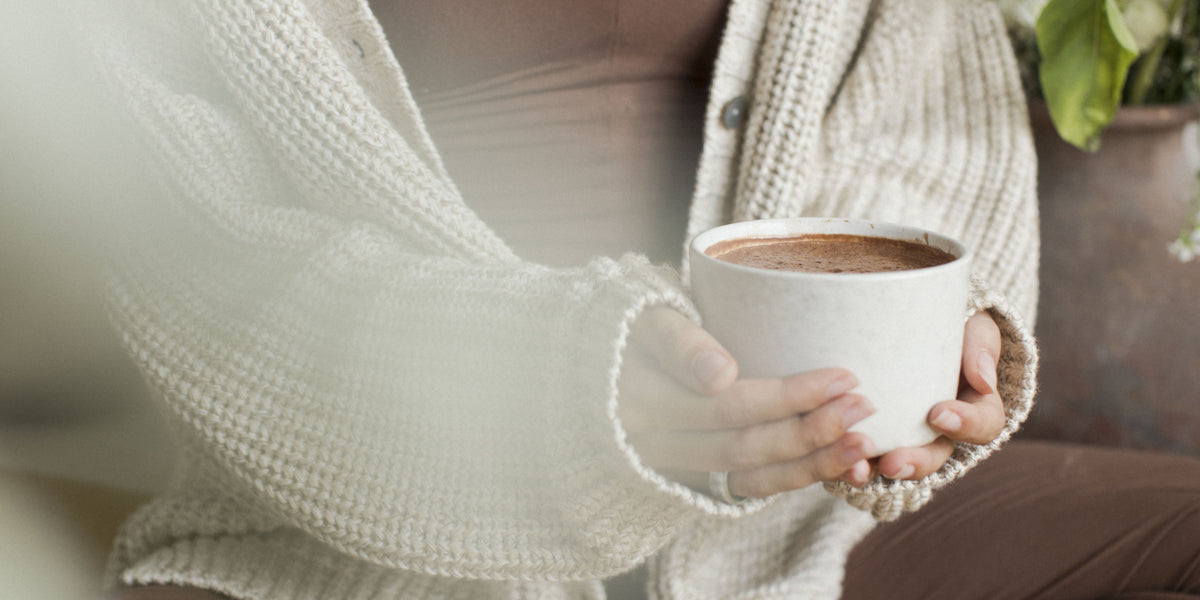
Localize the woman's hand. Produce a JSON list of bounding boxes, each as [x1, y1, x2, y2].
[[618, 308, 1005, 498], [870, 310, 1005, 481], [617, 307, 878, 499]]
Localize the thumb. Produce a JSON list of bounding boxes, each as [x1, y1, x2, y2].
[[962, 311, 1001, 395], [628, 306, 738, 394]]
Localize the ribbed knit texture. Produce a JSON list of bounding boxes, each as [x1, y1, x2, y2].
[[84, 0, 1040, 598]]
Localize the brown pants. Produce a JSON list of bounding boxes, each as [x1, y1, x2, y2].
[[843, 440, 1200, 600]]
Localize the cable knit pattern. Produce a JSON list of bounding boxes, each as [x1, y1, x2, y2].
[[83, 0, 1039, 598]]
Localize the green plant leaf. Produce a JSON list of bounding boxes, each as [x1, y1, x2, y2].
[[1036, 0, 1139, 150]]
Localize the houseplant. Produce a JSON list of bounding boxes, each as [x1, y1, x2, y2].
[[995, 0, 1200, 453], [999, 0, 1200, 256]]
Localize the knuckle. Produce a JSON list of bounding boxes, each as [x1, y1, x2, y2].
[[920, 462, 946, 479], [783, 461, 822, 491], [814, 454, 850, 482], [779, 372, 831, 412], [988, 419, 1006, 440], [963, 402, 1005, 443], [714, 387, 755, 428], [792, 449, 840, 484], [910, 459, 941, 480], [715, 379, 782, 427], [907, 458, 938, 480], [798, 407, 846, 449], [759, 378, 790, 413], [723, 429, 761, 470], [663, 316, 705, 357], [982, 412, 1007, 441], [913, 440, 955, 476], [682, 336, 711, 363]]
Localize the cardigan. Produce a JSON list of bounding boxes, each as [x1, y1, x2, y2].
[[85, 0, 1040, 597]]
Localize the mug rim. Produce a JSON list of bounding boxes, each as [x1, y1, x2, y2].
[[689, 217, 973, 281]]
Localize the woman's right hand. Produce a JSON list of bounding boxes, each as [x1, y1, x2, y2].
[[617, 307, 877, 499]]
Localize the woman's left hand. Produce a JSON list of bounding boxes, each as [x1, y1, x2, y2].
[[862, 311, 1005, 482]]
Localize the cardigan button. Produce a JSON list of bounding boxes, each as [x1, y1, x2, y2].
[[720, 95, 748, 129]]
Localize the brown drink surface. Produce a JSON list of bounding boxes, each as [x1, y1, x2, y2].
[[706, 233, 956, 273]]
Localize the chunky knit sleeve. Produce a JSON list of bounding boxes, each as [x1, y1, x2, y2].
[[89, 0, 755, 589], [728, 0, 1039, 521]]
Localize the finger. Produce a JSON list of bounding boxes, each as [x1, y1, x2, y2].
[[627, 393, 874, 472], [628, 306, 738, 394], [928, 389, 1006, 445], [618, 363, 860, 432], [875, 436, 955, 480], [715, 369, 859, 428], [730, 432, 876, 498], [839, 459, 873, 488], [962, 311, 1002, 396]]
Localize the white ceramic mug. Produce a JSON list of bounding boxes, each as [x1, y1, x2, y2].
[[688, 217, 973, 454]]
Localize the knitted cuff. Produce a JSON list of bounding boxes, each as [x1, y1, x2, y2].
[[824, 277, 1038, 521]]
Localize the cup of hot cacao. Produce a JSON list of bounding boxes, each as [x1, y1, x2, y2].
[[688, 217, 973, 454]]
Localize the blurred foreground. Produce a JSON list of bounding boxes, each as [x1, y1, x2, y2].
[[1, 2, 176, 597]]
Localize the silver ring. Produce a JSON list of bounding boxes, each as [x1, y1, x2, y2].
[[709, 471, 747, 505]]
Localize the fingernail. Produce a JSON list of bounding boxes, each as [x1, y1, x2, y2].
[[888, 464, 916, 480], [847, 459, 871, 487], [978, 350, 998, 394], [825, 374, 859, 399], [692, 349, 733, 388], [932, 407, 963, 433], [841, 396, 875, 429]]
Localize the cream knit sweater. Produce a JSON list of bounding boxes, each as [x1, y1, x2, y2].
[[88, 0, 1040, 598]]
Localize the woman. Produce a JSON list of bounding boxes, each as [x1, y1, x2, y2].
[[88, 0, 1198, 598]]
